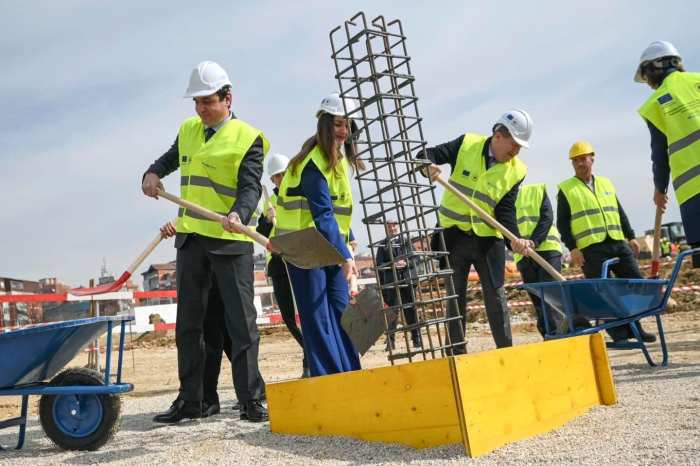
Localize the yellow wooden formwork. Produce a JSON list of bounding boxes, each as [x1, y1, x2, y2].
[[267, 333, 616, 457]]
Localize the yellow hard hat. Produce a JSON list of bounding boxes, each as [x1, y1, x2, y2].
[[569, 140, 595, 159]]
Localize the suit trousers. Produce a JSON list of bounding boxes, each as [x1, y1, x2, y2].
[[176, 235, 265, 403], [382, 285, 420, 342], [446, 231, 512, 353], [287, 263, 360, 376], [202, 281, 232, 405]]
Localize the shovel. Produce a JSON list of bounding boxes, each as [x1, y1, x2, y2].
[[69, 223, 171, 296], [156, 189, 344, 269], [341, 282, 391, 356], [432, 174, 566, 281], [650, 205, 663, 278], [431, 174, 569, 331]]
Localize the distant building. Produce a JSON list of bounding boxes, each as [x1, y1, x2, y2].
[[0, 277, 42, 327], [141, 261, 177, 305], [38, 277, 71, 294], [355, 253, 376, 278]]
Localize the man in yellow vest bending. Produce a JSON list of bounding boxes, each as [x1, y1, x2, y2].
[[513, 183, 568, 337], [557, 141, 656, 343], [142, 61, 269, 423], [635, 41, 700, 268], [422, 110, 535, 353]]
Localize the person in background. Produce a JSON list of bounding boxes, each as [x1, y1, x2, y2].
[[557, 140, 656, 343], [375, 219, 421, 350], [634, 41, 700, 268]]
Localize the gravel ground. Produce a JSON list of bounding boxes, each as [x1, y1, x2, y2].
[[1, 313, 698, 465]]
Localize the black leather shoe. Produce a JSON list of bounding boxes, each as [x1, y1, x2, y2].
[[240, 400, 268, 422], [202, 401, 220, 418], [153, 399, 201, 424], [231, 400, 241, 411], [384, 339, 395, 351], [637, 329, 657, 343]]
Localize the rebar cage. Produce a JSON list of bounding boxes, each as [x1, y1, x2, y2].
[[330, 12, 466, 363]]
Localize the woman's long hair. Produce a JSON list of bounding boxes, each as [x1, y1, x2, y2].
[[288, 113, 362, 176], [642, 58, 685, 89]]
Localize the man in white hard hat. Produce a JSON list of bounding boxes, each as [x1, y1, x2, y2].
[[635, 41, 700, 268], [421, 110, 534, 352], [255, 153, 310, 378], [557, 141, 656, 343], [142, 61, 269, 423]]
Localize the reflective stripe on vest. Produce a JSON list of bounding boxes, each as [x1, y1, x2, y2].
[[438, 133, 527, 238], [638, 71, 700, 205], [558, 175, 624, 250], [275, 145, 353, 240], [175, 116, 269, 241], [513, 183, 562, 264]]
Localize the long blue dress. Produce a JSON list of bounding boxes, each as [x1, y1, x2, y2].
[[285, 160, 361, 376]]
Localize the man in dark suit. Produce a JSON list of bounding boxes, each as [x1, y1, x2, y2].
[[375, 219, 421, 349], [142, 61, 267, 423]]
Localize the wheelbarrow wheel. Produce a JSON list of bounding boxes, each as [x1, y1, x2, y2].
[[39, 367, 121, 451]]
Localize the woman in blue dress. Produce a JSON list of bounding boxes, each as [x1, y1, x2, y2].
[[275, 93, 361, 376]]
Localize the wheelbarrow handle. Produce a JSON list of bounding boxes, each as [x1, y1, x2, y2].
[[433, 175, 566, 282], [156, 189, 271, 248]]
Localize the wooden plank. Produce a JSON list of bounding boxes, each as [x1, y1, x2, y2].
[[451, 335, 615, 457], [589, 332, 617, 405], [267, 358, 462, 449]]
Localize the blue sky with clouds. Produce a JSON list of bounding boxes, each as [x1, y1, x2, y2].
[[1, 1, 698, 286]]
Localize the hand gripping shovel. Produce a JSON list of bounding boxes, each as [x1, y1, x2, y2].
[[157, 189, 344, 269]]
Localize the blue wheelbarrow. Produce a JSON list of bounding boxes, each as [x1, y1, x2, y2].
[[0, 315, 133, 450], [521, 248, 699, 367]]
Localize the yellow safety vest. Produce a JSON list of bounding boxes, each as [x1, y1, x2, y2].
[[558, 176, 624, 250], [513, 183, 562, 264], [638, 71, 700, 205], [276, 145, 353, 240], [176, 116, 270, 241], [438, 133, 527, 238]]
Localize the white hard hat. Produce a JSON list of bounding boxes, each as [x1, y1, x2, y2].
[[316, 93, 357, 118], [266, 153, 289, 177], [495, 109, 533, 148], [634, 41, 682, 83], [184, 61, 232, 98]]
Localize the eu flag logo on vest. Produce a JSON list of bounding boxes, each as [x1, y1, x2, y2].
[[657, 93, 673, 105]]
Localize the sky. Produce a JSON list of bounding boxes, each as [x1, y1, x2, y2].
[[1, 1, 698, 287]]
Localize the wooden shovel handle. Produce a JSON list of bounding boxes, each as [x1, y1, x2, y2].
[[157, 189, 271, 248], [651, 206, 663, 263], [433, 175, 566, 282], [125, 223, 173, 275]]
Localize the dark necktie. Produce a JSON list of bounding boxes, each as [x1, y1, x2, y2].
[[205, 127, 215, 142]]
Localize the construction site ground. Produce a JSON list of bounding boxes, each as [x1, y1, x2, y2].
[[1, 304, 698, 465]]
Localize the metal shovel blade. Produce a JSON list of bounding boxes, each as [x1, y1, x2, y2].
[[341, 285, 394, 356], [270, 227, 345, 269]]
